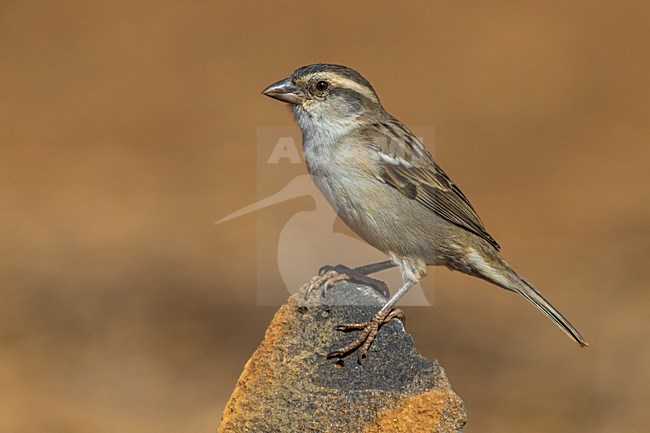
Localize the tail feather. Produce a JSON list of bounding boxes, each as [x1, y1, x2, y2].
[[513, 274, 588, 347], [468, 250, 588, 347]]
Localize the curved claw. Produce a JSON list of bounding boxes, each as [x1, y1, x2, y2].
[[321, 272, 349, 292], [302, 270, 350, 300]]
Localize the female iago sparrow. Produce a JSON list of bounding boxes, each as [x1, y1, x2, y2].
[[262, 63, 588, 363]]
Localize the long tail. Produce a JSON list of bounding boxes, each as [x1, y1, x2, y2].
[[468, 250, 588, 347]]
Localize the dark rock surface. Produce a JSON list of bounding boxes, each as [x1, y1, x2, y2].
[[217, 281, 466, 433]]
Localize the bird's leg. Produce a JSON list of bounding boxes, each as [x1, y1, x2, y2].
[[319, 260, 396, 277], [327, 279, 416, 364], [303, 260, 396, 299]]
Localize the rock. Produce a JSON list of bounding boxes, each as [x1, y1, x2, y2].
[[217, 281, 466, 433]]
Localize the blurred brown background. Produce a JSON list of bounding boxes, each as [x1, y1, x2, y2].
[[1, 1, 648, 432]]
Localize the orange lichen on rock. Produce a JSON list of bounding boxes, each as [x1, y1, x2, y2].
[[364, 389, 466, 433]]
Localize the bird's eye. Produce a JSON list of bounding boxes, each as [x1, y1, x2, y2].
[[315, 81, 329, 91]]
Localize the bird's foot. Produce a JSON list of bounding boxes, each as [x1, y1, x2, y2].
[[310, 264, 390, 298], [301, 269, 350, 300], [327, 308, 405, 364]]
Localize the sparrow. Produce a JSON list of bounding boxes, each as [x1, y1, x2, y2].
[[261, 63, 588, 363]]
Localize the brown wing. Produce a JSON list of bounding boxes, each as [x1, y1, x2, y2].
[[371, 120, 501, 250]]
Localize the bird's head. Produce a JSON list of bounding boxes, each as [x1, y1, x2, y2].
[[262, 64, 383, 139]]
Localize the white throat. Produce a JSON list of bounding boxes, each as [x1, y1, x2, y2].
[[293, 105, 360, 146]]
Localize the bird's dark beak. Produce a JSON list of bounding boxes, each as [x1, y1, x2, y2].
[[261, 77, 303, 105]]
